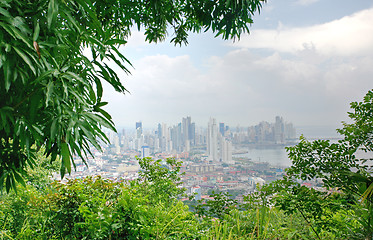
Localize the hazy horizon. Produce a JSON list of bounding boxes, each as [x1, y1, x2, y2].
[[102, 0, 373, 131], [114, 121, 342, 140]]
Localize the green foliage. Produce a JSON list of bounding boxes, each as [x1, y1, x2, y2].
[[0, 185, 47, 239], [44, 176, 123, 239], [262, 89, 373, 239], [0, 158, 203, 239], [286, 90, 373, 197], [137, 157, 185, 202], [114, 185, 200, 239], [338, 90, 373, 153], [0, 155, 372, 239], [196, 191, 238, 219], [25, 149, 60, 189], [0, 0, 266, 192], [0, 0, 127, 192]]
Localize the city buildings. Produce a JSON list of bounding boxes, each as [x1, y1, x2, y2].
[[59, 116, 296, 201]]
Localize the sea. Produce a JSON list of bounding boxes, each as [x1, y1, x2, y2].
[[232, 125, 373, 169], [232, 125, 344, 168], [233, 146, 292, 168]]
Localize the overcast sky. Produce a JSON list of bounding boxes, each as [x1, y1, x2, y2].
[[102, 0, 373, 134]]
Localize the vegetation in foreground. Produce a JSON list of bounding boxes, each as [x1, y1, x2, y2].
[[0, 157, 367, 240], [0, 158, 358, 240], [1, 0, 371, 238], [1, 91, 373, 239]]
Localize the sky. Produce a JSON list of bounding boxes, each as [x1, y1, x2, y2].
[[102, 0, 373, 135]]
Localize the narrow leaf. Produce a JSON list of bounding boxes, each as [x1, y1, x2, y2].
[[13, 46, 36, 75], [47, 0, 58, 29], [61, 142, 71, 174], [3, 60, 11, 91], [33, 22, 40, 41], [13, 171, 26, 187]]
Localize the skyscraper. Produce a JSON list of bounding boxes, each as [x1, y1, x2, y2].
[[189, 122, 195, 145], [182, 117, 191, 148], [136, 121, 142, 136], [181, 116, 195, 151], [207, 118, 218, 161], [274, 116, 284, 144], [219, 123, 225, 136], [221, 138, 233, 164]]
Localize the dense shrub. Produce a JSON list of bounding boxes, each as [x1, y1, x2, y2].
[[0, 157, 368, 239]]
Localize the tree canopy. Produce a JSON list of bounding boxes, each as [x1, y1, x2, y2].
[[0, 0, 266, 192], [267, 89, 373, 239]]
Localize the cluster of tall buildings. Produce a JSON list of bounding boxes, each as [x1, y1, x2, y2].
[[245, 116, 296, 144], [207, 118, 233, 164], [106, 116, 296, 163], [157, 116, 196, 153]]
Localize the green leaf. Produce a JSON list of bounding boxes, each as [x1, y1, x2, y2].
[[64, 71, 87, 86], [95, 76, 103, 101], [51, 118, 58, 141], [3, 60, 11, 91], [11, 25, 33, 48], [95, 106, 112, 121], [0, 22, 16, 39], [13, 170, 26, 187], [62, 11, 82, 33], [13, 46, 36, 75], [34, 69, 55, 83], [87, 85, 96, 104], [0, 172, 6, 193], [0, 7, 11, 17], [95, 101, 108, 107], [61, 142, 71, 174], [45, 81, 54, 107], [105, 39, 127, 45], [60, 161, 66, 179], [47, 0, 58, 29], [5, 173, 13, 193], [33, 22, 40, 41]]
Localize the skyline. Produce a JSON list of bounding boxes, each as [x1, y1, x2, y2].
[[117, 115, 336, 140], [101, 0, 373, 132]]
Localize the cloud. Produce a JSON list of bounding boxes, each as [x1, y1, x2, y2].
[[295, 0, 320, 6], [234, 8, 373, 56], [125, 31, 146, 48], [102, 7, 373, 130], [104, 46, 372, 129]]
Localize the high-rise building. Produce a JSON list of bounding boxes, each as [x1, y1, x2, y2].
[[181, 116, 195, 150], [136, 121, 142, 130], [159, 123, 170, 152], [157, 123, 162, 138], [136, 121, 142, 137], [219, 123, 225, 136], [284, 122, 296, 140], [170, 123, 183, 152], [274, 116, 285, 144], [113, 134, 120, 154], [221, 138, 233, 164], [207, 118, 218, 161], [182, 117, 191, 150], [189, 122, 196, 145]]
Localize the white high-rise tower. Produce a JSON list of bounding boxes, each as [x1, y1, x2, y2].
[[221, 138, 233, 164], [207, 118, 218, 161]]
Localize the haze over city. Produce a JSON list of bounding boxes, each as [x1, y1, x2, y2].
[[102, 0, 373, 134]]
